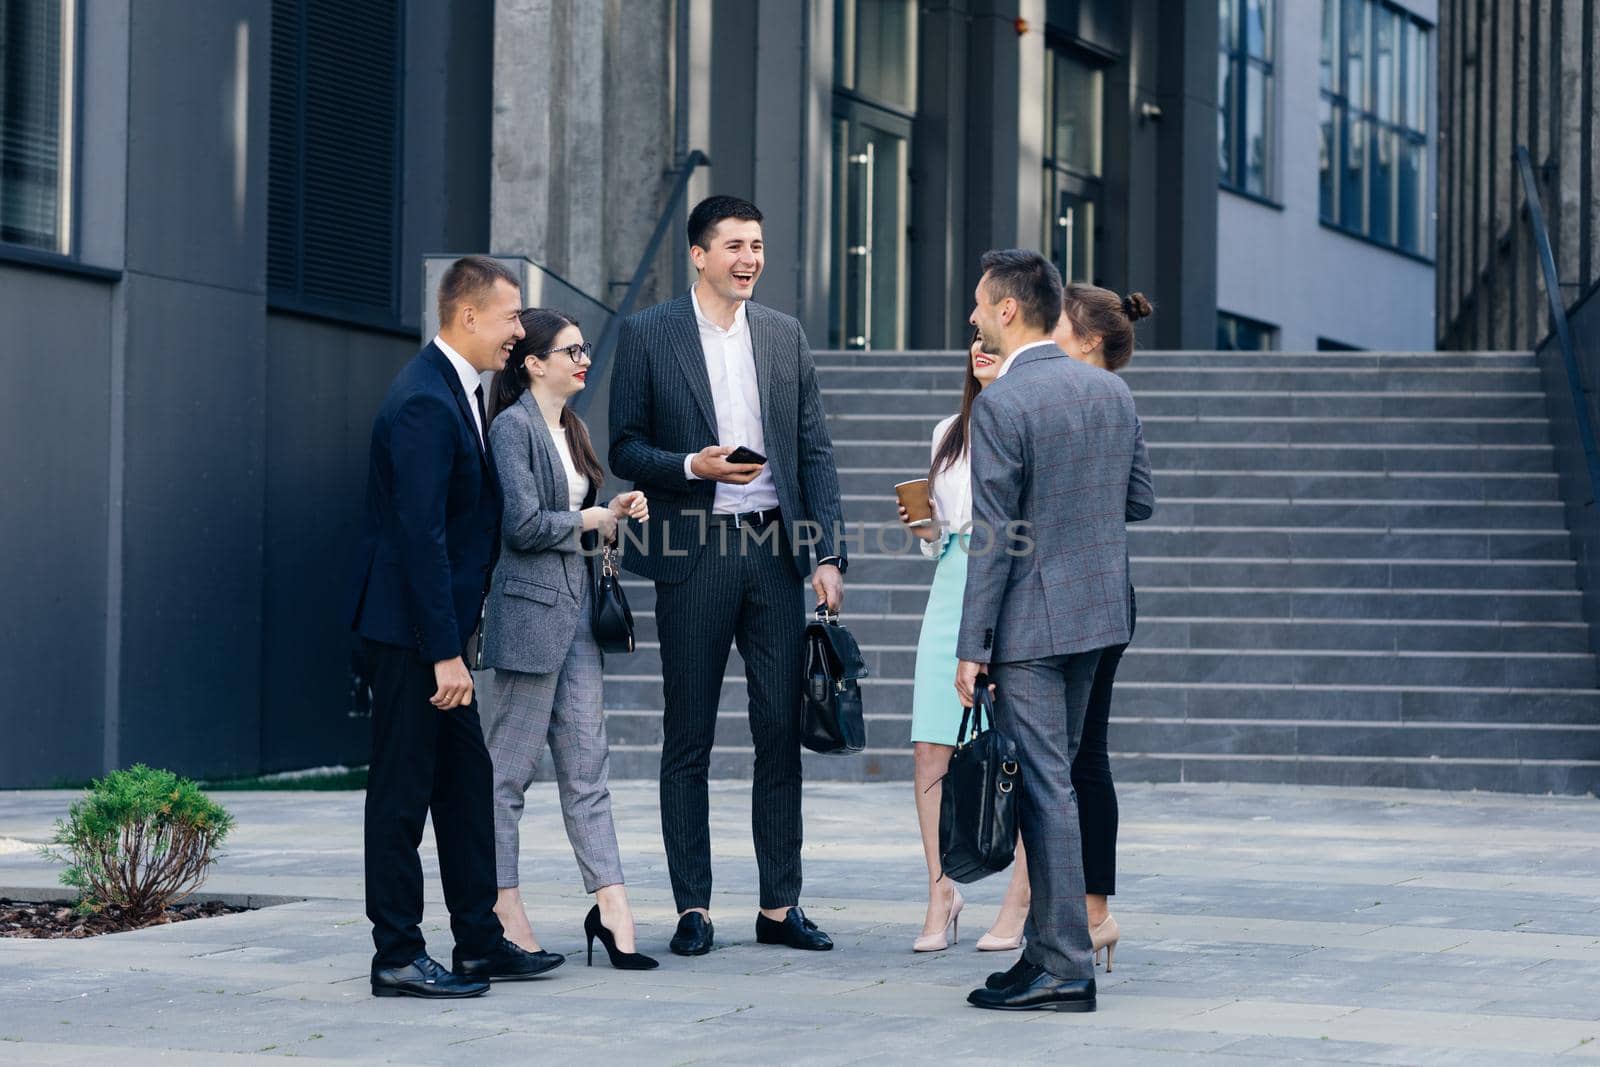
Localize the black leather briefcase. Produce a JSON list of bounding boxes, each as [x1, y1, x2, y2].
[[938, 676, 1021, 883], [801, 607, 868, 754]]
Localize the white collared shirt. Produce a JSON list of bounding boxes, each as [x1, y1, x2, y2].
[[996, 338, 1059, 379], [433, 334, 486, 448], [682, 286, 781, 514], [923, 413, 972, 559]]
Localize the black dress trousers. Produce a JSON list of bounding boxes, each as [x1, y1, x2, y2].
[[363, 639, 503, 966]]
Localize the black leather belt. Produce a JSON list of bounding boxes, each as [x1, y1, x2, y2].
[[710, 506, 782, 528]]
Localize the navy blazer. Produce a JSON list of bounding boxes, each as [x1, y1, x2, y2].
[[607, 293, 846, 584], [348, 343, 502, 663]]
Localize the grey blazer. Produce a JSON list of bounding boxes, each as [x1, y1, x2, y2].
[[483, 391, 600, 676], [607, 293, 846, 584], [955, 345, 1155, 665]]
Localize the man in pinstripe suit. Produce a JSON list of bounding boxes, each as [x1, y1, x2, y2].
[[610, 195, 848, 956], [955, 250, 1154, 1012]]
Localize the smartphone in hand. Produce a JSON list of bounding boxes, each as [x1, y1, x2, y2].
[[726, 445, 768, 465]]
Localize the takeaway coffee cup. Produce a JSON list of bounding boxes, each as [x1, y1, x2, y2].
[[895, 479, 934, 527]]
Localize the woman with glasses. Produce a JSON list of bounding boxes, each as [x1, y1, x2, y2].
[[481, 307, 658, 970]]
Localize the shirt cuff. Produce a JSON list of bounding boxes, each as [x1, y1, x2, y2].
[[683, 453, 700, 480], [817, 555, 842, 569]]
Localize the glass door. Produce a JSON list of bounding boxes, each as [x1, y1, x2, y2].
[[831, 103, 910, 349], [1043, 42, 1105, 285]]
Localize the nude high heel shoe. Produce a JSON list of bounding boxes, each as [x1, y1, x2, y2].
[[1091, 914, 1120, 972], [975, 926, 1024, 952], [913, 886, 964, 952]]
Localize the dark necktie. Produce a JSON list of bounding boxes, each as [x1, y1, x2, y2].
[[473, 383, 489, 454]]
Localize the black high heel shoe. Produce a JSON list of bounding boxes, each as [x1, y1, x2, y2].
[[584, 904, 660, 970]]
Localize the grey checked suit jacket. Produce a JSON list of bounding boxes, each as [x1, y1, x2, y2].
[[955, 344, 1155, 665], [608, 293, 846, 584], [482, 391, 600, 676]]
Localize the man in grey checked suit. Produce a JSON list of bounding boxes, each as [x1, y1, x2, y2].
[[610, 195, 847, 956], [955, 249, 1154, 1013]]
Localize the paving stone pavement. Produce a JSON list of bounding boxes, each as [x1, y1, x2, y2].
[[1, 781, 1598, 1065]]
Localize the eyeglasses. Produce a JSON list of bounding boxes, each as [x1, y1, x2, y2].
[[542, 341, 593, 364]]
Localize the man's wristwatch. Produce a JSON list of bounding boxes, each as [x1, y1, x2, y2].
[[817, 555, 847, 574]]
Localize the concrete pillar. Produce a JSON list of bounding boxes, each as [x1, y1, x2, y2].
[[910, 0, 972, 347]]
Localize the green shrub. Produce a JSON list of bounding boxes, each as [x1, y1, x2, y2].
[[41, 764, 234, 921]]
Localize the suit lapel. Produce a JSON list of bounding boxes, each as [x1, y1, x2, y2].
[[423, 343, 493, 475], [519, 391, 560, 497], [669, 294, 720, 438], [747, 303, 777, 443]]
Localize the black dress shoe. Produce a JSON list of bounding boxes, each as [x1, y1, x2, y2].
[[754, 907, 834, 951], [985, 957, 1043, 991], [669, 911, 715, 956], [452, 938, 566, 981], [371, 955, 489, 999], [968, 970, 1096, 1012]]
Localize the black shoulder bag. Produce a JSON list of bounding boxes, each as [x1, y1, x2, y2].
[[590, 541, 635, 654], [801, 607, 869, 754], [938, 675, 1022, 883]]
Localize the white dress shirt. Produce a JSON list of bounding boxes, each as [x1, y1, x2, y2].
[[547, 422, 590, 511], [433, 334, 486, 448], [682, 286, 781, 514], [996, 338, 1059, 379], [922, 413, 973, 559]]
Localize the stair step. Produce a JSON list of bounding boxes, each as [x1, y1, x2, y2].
[[812, 349, 1537, 368], [834, 495, 1565, 530], [619, 579, 1584, 622], [815, 366, 1545, 392], [627, 611, 1588, 653], [821, 388, 1550, 419], [835, 467, 1559, 500]]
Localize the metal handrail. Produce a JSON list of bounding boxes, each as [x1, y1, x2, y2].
[[576, 149, 710, 412], [1514, 144, 1600, 507]]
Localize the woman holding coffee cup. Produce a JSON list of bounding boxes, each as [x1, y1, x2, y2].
[[898, 329, 1002, 952]]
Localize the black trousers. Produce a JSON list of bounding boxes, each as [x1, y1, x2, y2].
[[1071, 593, 1134, 897], [363, 639, 502, 966], [654, 522, 807, 912]]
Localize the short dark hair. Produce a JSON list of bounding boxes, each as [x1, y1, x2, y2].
[[437, 255, 520, 326], [978, 249, 1064, 333], [688, 195, 764, 251]]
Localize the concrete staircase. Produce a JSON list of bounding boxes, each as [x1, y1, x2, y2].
[[598, 348, 1600, 794]]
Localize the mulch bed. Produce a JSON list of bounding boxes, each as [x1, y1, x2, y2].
[[0, 897, 249, 939]]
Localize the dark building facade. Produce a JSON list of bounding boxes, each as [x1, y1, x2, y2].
[[2, 0, 1221, 786]]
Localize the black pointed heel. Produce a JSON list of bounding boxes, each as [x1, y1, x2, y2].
[[584, 904, 660, 970]]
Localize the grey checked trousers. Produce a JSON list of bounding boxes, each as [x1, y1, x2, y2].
[[483, 585, 624, 893]]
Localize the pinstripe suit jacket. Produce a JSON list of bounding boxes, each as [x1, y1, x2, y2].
[[482, 391, 599, 676], [608, 292, 846, 584], [955, 344, 1155, 664]]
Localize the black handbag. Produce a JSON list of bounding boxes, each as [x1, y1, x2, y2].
[[590, 541, 635, 654], [938, 675, 1022, 883], [801, 606, 869, 754]]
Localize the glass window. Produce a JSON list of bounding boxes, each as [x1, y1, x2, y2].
[[1219, 0, 1276, 199], [1217, 311, 1279, 351], [1320, 0, 1431, 256], [0, 0, 75, 254], [268, 0, 403, 318], [1051, 49, 1102, 176], [835, 0, 917, 110]]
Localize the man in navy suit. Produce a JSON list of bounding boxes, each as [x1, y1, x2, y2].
[[349, 256, 562, 998]]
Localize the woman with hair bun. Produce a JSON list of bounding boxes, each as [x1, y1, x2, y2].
[[973, 284, 1153, 969]]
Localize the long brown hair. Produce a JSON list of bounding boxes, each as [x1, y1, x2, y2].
[[930, 327, 984, 481], [488, 307, 605, 491]]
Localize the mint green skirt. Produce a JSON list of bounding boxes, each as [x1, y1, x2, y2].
[[910, 535, 969, 746]]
